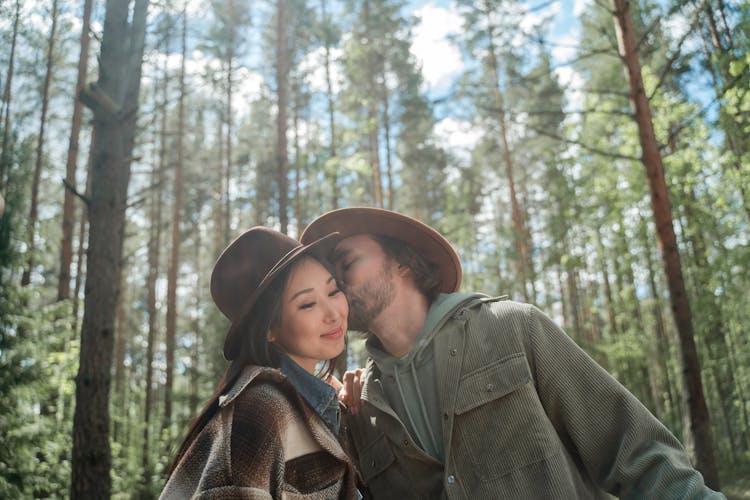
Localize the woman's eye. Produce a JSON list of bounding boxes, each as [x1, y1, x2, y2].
[[299, 302, 315, 310], [329, 288, 342, 297]]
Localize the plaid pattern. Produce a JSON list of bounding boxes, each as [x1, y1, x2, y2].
[[161, 366, 358, 499]]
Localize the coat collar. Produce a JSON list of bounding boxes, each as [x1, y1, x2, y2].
[[219, 365, 284, 407]]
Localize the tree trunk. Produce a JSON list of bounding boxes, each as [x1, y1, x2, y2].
[[363, 0, 382, 208], [225, 49, 234, 238], [276, 0, 290, 232], [58, 0, 93, 300], [0, 0, 21, 192], [73, 130, 95, 332], [214, 112, 224, 257], [484, 5, 530, 302], [71, 0, 149, 497], [640, 219, 675, 422], [597, 227, 618, 337], [612, 0, 719, 487], [22, 0, 60, 287], [164, 4, 187, 439], [321, 0, 339, 209], [293, 92, 302, 236], [143, 17, 169, 483], [381, 71, 394, 210], [112, 264, 127, 444]]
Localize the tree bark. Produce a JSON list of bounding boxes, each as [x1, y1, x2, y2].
[[73, 130, 95, 332], [321, 0, 339, 209], [0, 0, 21, 192], [381, 70, 394, 210], [58, 0, 93, 300], [276, 0, 290, 232], [71, 0, 149, 497], [483, 3, 531, 302], [22, 0, 60, 287], [164, 4, 187, 439], [612, 0, 719, 487], [363, 0, 383, 208], [148, 7, 170, 476], [225, 44, 234, 238]]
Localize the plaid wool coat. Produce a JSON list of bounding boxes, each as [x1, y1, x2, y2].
[[161, 366, 359, 500]]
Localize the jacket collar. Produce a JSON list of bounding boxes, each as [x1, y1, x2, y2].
[[219, 365, 284, 407]]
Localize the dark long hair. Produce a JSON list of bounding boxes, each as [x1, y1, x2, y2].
[[166, 257, 342, 476]]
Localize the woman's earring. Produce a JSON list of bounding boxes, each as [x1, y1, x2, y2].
[[266, 331, 275, 343]]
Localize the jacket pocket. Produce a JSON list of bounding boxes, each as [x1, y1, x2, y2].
[[358, 433, 396, 483], [280, 480, 341, 500], [454, 353, 530, 415], [451, 352, 561, 481]]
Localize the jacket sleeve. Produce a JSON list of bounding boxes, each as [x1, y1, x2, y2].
[[524, 305, 723, 499]]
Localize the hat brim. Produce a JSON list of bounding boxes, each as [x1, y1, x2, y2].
[[222, 231, 341, 360], [300, 207, 461, 293]]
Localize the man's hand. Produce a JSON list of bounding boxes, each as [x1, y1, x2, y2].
[[339, 368, 365, 415]]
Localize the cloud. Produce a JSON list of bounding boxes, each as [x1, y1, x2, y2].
[[573, 0, 592, 16], [298, 46, 345, 94], [551, 33, 579, 66], [411, 4, 464, 90], [434, 117, 481, 161]]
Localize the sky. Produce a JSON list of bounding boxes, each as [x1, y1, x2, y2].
[[406, 0, 589, 155]]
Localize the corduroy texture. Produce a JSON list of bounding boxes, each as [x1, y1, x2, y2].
[[300, 207, 462, 293], [342, 298, 724, 500], [160, 366, 359, 499]]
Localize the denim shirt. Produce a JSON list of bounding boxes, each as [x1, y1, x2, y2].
[[278, 353, 340, 433]]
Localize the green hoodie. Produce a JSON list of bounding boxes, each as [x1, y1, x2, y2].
[[365, 292, 486, 462]]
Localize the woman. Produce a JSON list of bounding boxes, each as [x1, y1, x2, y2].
[[161, 227, 359, 499]]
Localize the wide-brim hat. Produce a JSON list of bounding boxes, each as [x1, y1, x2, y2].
[[211, 227, 340, 360], [300, 207, 462, 293]]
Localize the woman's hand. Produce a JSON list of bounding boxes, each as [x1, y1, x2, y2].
[[336, 368, 365, 415]]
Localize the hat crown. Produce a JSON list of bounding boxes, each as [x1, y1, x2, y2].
[[301, 207, 462, 293], [210, 227, 300, 323]]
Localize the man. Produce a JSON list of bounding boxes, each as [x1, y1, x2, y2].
[[300, 207, 723, 500]]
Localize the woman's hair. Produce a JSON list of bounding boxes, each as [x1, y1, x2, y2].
[[166, 256, 343, 476], [373, 234, 442, 302]]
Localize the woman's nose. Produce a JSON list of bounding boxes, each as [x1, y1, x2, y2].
[[322, 298, 342, 321]]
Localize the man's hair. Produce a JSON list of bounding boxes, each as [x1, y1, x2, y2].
[[373, 234, 442, 302]]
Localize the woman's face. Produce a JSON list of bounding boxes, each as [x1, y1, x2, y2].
[[269, 256, 348, 373]]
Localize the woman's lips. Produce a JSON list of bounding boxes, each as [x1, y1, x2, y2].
[[321, 326, 344, 340]]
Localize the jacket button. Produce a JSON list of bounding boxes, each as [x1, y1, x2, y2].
[[486, 383, 494, 392], [443, 412, 449, 420], [450, 349, 457, 356], [403, 439, 409, 446], [447, 475, 456, 484]]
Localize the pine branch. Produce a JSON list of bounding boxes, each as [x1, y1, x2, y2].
[[648, 10, 703, 99], [525, 123, 642, 161], [63, 178, 90, 206]]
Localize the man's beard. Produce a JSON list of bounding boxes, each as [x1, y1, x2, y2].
[[344, 263, 395, 331]]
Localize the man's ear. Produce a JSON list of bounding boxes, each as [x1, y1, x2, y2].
[[396, 263, 411, 278]]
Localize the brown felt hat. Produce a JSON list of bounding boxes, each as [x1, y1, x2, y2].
[[210, 227, 340, 360], [300, 207, 462, 293]]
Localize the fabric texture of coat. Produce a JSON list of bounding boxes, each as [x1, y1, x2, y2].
[[341, 297, 724, 499], [161, 365, 359, 499]]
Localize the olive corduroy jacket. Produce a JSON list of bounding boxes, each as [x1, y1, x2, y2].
[[342, 298, 723, 499]]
